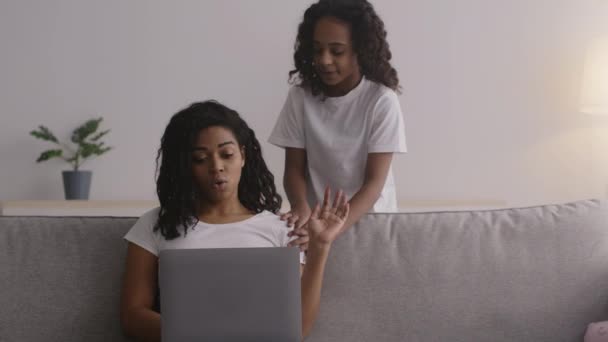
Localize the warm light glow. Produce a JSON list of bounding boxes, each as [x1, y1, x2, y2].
[[581, 37, 608, 115]]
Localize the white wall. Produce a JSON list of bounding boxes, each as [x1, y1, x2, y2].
[[1, 0, 607, 207]]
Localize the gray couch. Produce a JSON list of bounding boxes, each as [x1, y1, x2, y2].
[[1, 199, 607, 342]]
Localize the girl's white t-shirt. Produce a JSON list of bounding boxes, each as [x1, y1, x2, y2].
[[124, 208, 305, 263], [269, 77, 407, 212]]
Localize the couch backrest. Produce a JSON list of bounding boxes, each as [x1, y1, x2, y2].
[[309, 199, 608, 342], [0, 216, 134, 342], [1, 199, 607, 342]]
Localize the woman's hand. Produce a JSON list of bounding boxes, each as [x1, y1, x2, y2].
[[307, 187, 349, 248]]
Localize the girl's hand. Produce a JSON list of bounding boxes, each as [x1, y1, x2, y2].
[[283, 204, 312, 251], [281, 204, 312, 229], [307, 187, 349, 248]]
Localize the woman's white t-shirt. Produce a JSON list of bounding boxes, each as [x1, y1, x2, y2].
[[124, 208, 305, 263], [269, 77, 407, 212]]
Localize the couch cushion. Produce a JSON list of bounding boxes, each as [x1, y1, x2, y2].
[[308, 199, 608, 342], [0, 216, 135, 342], [1, 200, 607, 342]]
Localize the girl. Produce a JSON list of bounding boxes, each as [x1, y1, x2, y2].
[[269, 0, 406, 243], [120, 101, 349, 341]]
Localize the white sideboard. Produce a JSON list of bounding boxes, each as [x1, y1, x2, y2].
[[0, 200, 158, 217], [0, 199, 508, 216]]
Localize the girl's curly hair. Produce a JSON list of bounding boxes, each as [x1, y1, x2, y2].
[[289, 0, 400, 96], [154, 101, 282, 240]]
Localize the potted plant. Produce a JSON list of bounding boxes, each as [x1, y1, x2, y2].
[[30, 118, 112, 200]]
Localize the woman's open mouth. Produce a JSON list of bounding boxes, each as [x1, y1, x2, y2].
[[212, 179, 228, 191]]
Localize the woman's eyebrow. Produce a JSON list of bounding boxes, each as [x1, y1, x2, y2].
[[192, 141, 235, 151], [313, 41, 347, 46], [217, 141, 235, 148]]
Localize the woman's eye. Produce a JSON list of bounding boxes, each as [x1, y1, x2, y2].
[[332, 50, 344, 56], [223, 154, 234, 159], [193, 157, 206, 163]]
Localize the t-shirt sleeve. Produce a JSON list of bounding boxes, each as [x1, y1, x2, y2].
[[368, 90, 407, 153], [268, 86, 306, 149], [124, 208, 161, 256]]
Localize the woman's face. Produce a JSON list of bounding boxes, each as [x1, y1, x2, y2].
[[312, 16, 361, 95], [191, 126, 245, 204]]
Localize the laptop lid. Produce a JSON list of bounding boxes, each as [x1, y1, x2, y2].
[[159, 247, 301, 342]]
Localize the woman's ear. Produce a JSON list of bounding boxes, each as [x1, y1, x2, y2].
[[240, 146, 245, 167]]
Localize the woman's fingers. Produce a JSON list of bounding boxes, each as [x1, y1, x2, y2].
[[311, 203, 321, 220], [332, 189, 341, 208], [322, 186, 331, 211]]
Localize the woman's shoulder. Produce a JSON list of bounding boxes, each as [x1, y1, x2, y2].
[[252, 210, 282, 224], [138, 206, 161, 222], [130, 207, 161, 231]]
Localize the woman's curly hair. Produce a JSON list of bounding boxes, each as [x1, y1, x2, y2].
[[289, 0, 400, 96], [154, 101, 282, 240]]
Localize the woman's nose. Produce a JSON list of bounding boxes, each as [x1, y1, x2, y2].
[[209, 156, 224, 172]]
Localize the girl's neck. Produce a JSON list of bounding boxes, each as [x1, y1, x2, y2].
[[323, 71, 363, 97], [196, 198, 253, 224]]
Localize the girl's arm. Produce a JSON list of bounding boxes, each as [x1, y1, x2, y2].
[[340, 152, 393, 233], [120, 243, 161, 342], [299, 189, 349, 338], [283, 147, 312, 228]]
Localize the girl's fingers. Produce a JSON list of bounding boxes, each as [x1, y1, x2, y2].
[[290, 227, 309, 237], [287, 214, 299, 226], [288, 235, 310, 247]]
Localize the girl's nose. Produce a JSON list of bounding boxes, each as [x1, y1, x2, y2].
[[319, 50, 332, 66]]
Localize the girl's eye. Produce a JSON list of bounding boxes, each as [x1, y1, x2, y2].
[[193, 157, 206, 163], [223, 153, 234, 159], [331, 50, 344, 56]]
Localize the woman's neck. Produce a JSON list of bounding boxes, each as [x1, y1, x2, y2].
[[196, 198, 253, 224]]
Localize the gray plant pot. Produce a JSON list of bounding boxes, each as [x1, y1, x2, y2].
[[62, 170, 92, 200]]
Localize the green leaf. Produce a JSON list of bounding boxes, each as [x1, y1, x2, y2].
[[30, 126, 58, 143], [79, 142, 112, 159], [36, 149, 62, 162], [71, 118, 102, 144], [90, 129, 110, 142]]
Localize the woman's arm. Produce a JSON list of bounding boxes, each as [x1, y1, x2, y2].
[[340, 152, 393, 233], [300, 189, 349, 338], [120, 243, 161, 342]]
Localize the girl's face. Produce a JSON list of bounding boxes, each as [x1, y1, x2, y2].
[[191, 126, 245, 205], [312, 16, 361, 95]]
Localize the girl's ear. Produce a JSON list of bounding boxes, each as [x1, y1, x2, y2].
[[240, 146, 245, 167]]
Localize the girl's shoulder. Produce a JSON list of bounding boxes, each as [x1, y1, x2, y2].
[[287, 83, 313, 100], [364, 79, 399, 101]]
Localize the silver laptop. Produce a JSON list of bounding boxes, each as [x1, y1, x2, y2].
[[159, 247, 302, 342]]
